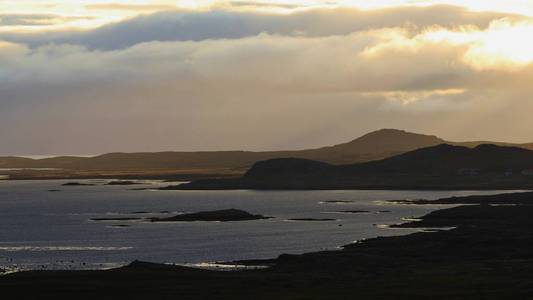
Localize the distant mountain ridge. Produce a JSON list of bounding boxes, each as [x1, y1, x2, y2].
[[177, 144, 533, 190], [1, 129, 533, 172]]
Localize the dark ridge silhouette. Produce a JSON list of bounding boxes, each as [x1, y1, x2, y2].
[[307, 128, 445, 163], [0, 129, 445, 171], [339, 143, 533, 174], [0, 129, 524, 169], [3, 129, 533, 180], [175, 144, 533, 190]]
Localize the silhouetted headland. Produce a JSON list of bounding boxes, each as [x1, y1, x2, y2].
[[172, 144, 533, 190]]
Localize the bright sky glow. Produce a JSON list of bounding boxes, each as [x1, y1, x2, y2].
[[1, 1, 532, 79], [2, 1, 532, 71], [420, 19, 533, 70], [2, 0, 533, 153], [2, 0, 533, 32]]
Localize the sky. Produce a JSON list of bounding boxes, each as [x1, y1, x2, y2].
[[1, 1, 533, 155]]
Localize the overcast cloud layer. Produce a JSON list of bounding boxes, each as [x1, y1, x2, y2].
[[0, 5, 518, 50], [1, 5, 533, 155]]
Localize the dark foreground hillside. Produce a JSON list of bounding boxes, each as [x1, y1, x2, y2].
[[2, 192, 533, 299]]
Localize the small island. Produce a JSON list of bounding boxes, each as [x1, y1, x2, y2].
[[61, 182, 95, 186], [288, 218, 337, 222], [105, 181, 142, 186], [90, 217, 142, 221], [150, 209, 270, 222]]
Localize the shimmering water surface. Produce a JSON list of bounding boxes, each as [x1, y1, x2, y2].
[[0, 179, 522, 272]]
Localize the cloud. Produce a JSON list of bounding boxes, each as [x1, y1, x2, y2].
[[227, 1, 305, 9], [85, 3, 178, 12], [438, 19, 533, 71], [1, 5, 533, 154], [0, 30, 478, 94], [0, 14, 92, 26], [0, 5, 521, 50]]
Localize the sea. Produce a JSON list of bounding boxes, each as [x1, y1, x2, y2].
[[0, 179, 523, 272]]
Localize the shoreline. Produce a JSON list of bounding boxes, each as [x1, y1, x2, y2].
[[0, 169, 243, 182], [2, 191, 533, 299], [4, 177, 532, 192], [3, 172, 533, 192]]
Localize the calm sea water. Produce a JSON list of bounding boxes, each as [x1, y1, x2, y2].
[[0, 179, 523, 272]]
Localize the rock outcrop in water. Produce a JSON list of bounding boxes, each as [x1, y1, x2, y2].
[[90, 217, 142, 221], [150, 209, 270, 222], [288, 218, 337, 222], [105, 181, 142, 185], [62, 182, 95, 186]]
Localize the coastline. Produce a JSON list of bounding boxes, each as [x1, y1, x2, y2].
[[2, 191, 533, 299], [0, 169, 243, 181], [5, 174, 533, 191]]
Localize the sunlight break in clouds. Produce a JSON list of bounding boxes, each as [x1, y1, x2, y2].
[[420, 19, 533, 71], [460, 20, 533, 71], [363, 18, 533, 71]]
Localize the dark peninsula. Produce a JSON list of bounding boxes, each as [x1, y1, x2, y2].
[[170, 144, 533, 190]]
